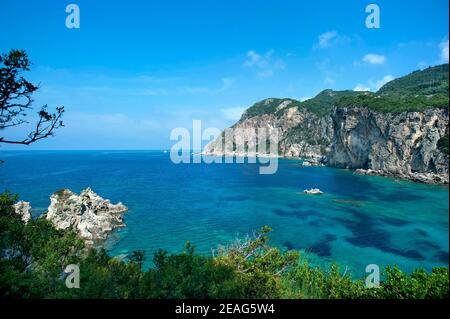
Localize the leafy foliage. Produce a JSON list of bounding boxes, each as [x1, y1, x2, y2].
[[0, 192, 448, 299], [336, 92, 448, 113], [378, 64, 449, 96], [298, 90, 359, 117], [0, 49, 64, 145], [336, 64, 449, 113]]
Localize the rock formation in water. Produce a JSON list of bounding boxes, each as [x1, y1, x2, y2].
[[45, 188, 128, 245], [204, 64, 449, 184], [13, 201, 32, 223], [304, 188, 324, 195]]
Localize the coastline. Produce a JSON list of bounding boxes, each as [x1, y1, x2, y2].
[[201, 150, 449, 185]]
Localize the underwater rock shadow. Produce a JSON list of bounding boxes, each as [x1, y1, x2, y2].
[[413, 239, 441, 251], [434, 250, 449, 263], [307, 234, 338, 258], [379, 216, 411, 226], [283, 234, 338, 258], [371, 191, 426, 202], [414, 228, 430, 237], [273, 207, 319, 220], [331, 207, 426, 261]]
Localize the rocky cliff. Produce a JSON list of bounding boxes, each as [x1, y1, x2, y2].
[[13, 201, 32, 223], [327, 107, 448, 183], [204, 97, 334, 160], [12, 188, 128, 245], [204, 64, 449, 184], [45, 188, 128, 245]]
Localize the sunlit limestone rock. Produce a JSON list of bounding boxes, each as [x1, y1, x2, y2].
[[46, 188, 128, 245], [329, 107, 449, 184], [13, 201, 32, 223], [203, 101, 333, 160]]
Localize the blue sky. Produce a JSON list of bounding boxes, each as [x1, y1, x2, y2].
[[0, 0, 448, 150]]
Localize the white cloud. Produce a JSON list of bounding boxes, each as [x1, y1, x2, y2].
[[243, 50, 262, 67], [439, 38, 449, 63], [243, 50, 285, 78], [354, 84, 371, 92], [220, 107, 246, 121], [362, 53, 386, 65], [354, 75, 395, 92], [300, 97, 312, 102], [374, 75, 394, 90], [317, 31, 339, 49]]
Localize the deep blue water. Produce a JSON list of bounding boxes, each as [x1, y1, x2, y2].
[[0, 150, 448, 278]]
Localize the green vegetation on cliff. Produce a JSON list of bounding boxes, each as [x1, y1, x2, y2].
[[241, 90, 359, 120], [240, 64, 449, 118], [299, 90, 359, 117], [1, 191, 448, 299], [378, 64, 449, 96], [336, 64, 449, 113], [336, 92, 448, 113], [241, 98, 295, 120]]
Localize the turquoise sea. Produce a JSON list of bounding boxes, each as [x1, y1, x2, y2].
[[0, 150, 448, 278]]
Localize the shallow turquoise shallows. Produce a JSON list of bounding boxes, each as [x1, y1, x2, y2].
[[0, 150, 448, 278]]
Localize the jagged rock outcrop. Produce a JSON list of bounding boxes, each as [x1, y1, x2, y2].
[[327, 107, 449, 184], [13, 201, 32, 223], [45, 188, 128, 245]]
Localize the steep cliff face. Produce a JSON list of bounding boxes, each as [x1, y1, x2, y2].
[[205, 104, 332, 158], [327, 107, 449, 183], [204, 64, 449, 184], [204, 96, 335, 159]]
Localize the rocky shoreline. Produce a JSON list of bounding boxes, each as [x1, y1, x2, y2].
[[202, 150, 448, 184], [354, 168, 449, 184], [13, 188, 128, 245]]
